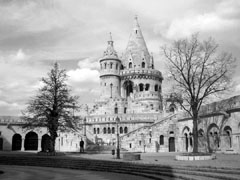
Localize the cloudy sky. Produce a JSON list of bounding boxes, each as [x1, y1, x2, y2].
[[0, 0, 239, 116]]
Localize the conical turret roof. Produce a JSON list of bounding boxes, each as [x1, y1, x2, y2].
[[123, 16, 151, 69], [102, 32, 118, 59]]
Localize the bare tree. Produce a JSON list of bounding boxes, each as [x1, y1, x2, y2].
[[22, 62, 79, 152], [163, 34, 235, 153]]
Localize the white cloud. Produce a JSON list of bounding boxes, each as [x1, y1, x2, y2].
[[77, 58, 99, 69], [67, 68, 99, 83]]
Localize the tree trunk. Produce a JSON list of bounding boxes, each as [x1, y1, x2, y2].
[[192, 110, 199, 153]]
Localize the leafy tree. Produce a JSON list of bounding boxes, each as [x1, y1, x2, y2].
[[23, 62, 79, 152], [163, 34, 235, 153]]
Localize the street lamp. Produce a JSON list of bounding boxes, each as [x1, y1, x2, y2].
[[110, 83, 113, 98], [116, 116, 120, 159]]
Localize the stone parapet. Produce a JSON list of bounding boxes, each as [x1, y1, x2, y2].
[[120, 69, 163, 81]]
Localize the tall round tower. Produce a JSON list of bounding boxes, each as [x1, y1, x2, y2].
[[120, 16, 163, 111], [99, 33, 122, 100]]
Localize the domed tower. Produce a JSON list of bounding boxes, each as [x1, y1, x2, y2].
[[120, 16, 163, 111], [99, 33, 122, 100]]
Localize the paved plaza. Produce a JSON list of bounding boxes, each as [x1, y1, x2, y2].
[[1, 151, 240, 180]]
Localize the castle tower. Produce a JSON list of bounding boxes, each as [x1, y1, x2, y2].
[[120, 17, 163, 111], [99, 33, 121, 100]]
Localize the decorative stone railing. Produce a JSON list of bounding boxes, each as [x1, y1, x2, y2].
[[120, 69, 163, 79], [86, 113, 162, 124]]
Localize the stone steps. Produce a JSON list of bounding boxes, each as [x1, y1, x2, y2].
[[0, 155, 240, 180]]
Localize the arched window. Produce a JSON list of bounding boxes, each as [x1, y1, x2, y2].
[[93, 128, 96, 134], [145, 84, 150, 91], [97, 128, 100, 134], [154, 84, 158, 91], [103, 127, 106, 134], [108, 127, 111, 134], [142, 62, 145, 68], [223, 126, 232, 148], [110, 62, 113, 69], [160, 135, 164, 145], [124, 107, 127, 114], [116, 63, 118, 70], [129, 62, 132, 68], [124, 127, 128, 134], [120, 127, 123, 134], [114, 107, 118, 114], [104, 63, 107, 69], [112, 127, 115, 134], [139, 83, 144, 92]]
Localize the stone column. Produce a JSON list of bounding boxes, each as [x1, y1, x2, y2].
[[38, 138, 42, 151], [21, 138, 25, 151]]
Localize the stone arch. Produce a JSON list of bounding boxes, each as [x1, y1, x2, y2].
[[223, 126, 232, 149], [207, 123, 220, 152], [12, 134, 22, 151], [41, 134, 51, 152], [24, 131, 38, 151]]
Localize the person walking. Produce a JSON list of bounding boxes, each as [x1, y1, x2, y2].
[[80, 139, 84, 153]]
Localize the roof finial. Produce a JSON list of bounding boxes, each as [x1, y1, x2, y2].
[[134, 15, 139, 27], [109, 32, 113, 42]]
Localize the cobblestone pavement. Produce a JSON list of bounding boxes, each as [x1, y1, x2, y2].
[[0, 165, 152, 180]]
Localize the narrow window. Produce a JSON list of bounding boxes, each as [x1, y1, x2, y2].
[[110, 62, 113, 69], [142, 62, 145, 68], [124, 127, 128, 134], [120, 127, 123, 134], [145, 84, 150, 91], [116, 63, 118, 70], [139, 83, 144, 92], [129, 62, 132, 68], [114, 107, 118, 114], [103, 127, 106, 134], [155, 85, 158, 91], [124, 107, 127, 114], [104, 63, 107, 69], [112, 127, 115, 134], [160, 135, 164, 145]]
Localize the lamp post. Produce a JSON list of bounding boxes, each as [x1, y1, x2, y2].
[[110, 83, 113, 98], [116, 116, 120, 159]]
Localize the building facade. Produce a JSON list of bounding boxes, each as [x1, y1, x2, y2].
[[84, 17, 164, 145]]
